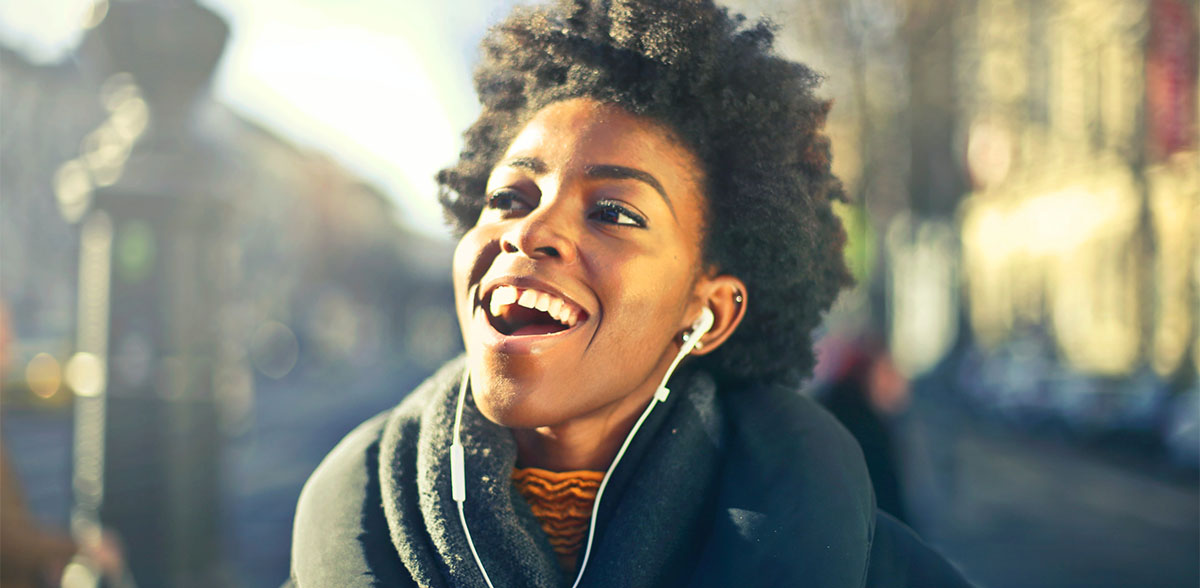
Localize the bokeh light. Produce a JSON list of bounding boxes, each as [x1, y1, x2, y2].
[[54, 159, 94, 224], [114, 220, 155, 285], [250, 320, 299, 380], [64, 351, 106, 398], [25, 352, 63, 399]]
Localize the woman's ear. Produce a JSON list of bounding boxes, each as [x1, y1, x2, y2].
[[688, 275, 747, 356]]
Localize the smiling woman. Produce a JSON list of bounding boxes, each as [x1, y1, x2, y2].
[[455, 99, 727, 447], [287, 1, 974, 587]]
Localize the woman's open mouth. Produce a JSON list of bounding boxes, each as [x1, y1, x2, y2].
[[482, 285, 588, 337]]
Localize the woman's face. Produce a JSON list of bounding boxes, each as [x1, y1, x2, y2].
[[452, 98, 712, 430]]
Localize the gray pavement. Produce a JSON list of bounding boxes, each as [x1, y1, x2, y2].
[[905, 403, 1199, 588]]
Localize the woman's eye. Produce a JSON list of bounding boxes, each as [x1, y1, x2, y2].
[[590, 201, 646, 228], [484, 190, 530, 214]]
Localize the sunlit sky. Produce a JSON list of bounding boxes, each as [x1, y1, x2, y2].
[[0, 0, 530, 237]]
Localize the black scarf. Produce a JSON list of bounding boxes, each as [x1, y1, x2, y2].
[[379, 357, 725, 587], [291, 356, 882, 587]]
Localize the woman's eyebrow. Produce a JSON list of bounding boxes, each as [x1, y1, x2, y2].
[[501, 156, 547, 174], [499, 157, 677, 219], [584, 164, 676, 219]]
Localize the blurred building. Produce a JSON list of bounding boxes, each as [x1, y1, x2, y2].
[[730, 0, 1199, 460], [1, 5, 458, 407], [768, 4, 1199, 585], [958, 0, 1198, 377], [1, 1, 458, 585], [955, 0, 1198, 441]]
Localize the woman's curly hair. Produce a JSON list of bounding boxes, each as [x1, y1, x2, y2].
[[438, 0, 851, 389]]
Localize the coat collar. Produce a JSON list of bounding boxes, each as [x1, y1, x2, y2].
[[374, 356, 875, 587]]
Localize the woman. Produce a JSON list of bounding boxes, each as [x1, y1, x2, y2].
[[290, 0, 972, 586]]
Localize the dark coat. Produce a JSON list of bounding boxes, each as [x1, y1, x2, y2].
[[288, 358, 973, 587]]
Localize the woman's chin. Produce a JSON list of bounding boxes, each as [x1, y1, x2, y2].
[[474, 392, 557, 430], [467, 352, 564, 427], [470, 376, 549, 429]]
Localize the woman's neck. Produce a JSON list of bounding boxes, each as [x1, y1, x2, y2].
[[511, 384, 656, 472]]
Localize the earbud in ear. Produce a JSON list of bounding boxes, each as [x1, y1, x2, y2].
[[691, 306, 715, 339], [681, 306, 714, 356]]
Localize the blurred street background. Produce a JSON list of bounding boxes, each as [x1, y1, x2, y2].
[[0, 0, 1196, 587]]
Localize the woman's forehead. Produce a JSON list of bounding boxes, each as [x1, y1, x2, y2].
[[508, 100, 700, 170], [500, 99, 703, 183]]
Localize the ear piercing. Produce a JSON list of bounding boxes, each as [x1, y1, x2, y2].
[[734, 289, 743, 304]]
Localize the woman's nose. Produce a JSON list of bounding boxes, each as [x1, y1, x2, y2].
[[499, 200, 579, 264]]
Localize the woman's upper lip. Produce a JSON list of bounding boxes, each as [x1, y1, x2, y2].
[[477, 274, 592, 318]]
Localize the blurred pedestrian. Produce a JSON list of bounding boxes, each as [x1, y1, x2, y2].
[[816, 336, 912, 525], [1, 444, 77, 588], [1, 301, 75, 587], [0, 300, 127, 587]]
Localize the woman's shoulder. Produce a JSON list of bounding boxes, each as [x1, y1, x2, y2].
[[297, 363, 453, 510], [689, 380, 876, 586], [295, 357, 465, 526], [298, 410, 391, 506], [290, 410, 402, 585], [713, 379, 973, 588], [289, 359, 466, 587], [719, 380, 873, 497]]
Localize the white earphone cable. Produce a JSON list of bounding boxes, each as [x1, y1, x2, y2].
[[569, 306, 711, 588], [452, 367, 496, 588], [454, 307, 714, 588]]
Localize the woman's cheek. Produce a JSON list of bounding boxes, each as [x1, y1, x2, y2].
[[452, 229, 497, 305]]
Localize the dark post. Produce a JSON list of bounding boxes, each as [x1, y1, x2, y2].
[[70, 2, 238, 586]]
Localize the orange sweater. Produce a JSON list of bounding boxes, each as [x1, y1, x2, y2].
[[511, 467, 605, 572]]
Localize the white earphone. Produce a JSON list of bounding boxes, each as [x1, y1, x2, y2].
[[682, 306, 715, 349], [452, 305, 715, 588]]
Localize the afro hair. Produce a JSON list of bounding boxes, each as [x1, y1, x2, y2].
[[438, 0, 852, 389]]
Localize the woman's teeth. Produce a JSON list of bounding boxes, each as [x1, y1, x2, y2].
[[488, 285, 580, 328]]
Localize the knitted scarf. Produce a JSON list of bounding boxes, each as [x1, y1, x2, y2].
[[290, 355, 881, 587], [378, 357, 725, 588]]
